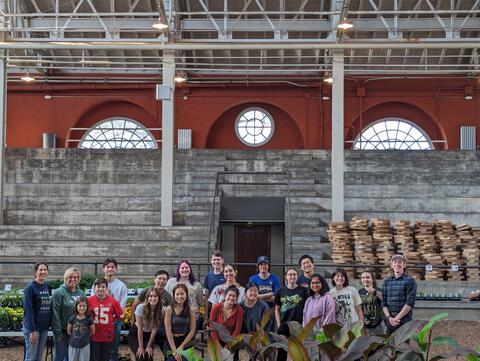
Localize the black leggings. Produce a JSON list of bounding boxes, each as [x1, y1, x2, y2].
[[128, 326, 154, 361]]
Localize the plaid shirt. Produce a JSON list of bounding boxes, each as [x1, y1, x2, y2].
[[381, 274, 416, 317]]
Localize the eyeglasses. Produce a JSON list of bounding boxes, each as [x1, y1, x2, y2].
[[310, 282, 321, 285]]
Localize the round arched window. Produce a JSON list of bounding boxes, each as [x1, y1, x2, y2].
[[79, 118, 157, 149], [353, 118, 433, 150], [235, 107, 275, 147]]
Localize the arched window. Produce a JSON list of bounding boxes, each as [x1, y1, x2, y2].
[[235, 107, 275, 147], [79, 118, 157, 149], [353, 118, 433, 150]]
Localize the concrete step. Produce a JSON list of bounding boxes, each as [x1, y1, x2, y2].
[[7, 157, 161, 172], [344, 211, 480, 225], [6, 148, 161, 162], [0, 225, 209, 241], [6, 171, 161, 184], [5, 196, 161, 211], [5, 183, 163, 197], [343, 184, 480, 198], [345, 197, 480, 214], [290, 242, 332, 261], [0, 239, 208, 258], [344, 172, 480, 185], [345, 150, 480, 163], [5, 210, 163, 225]]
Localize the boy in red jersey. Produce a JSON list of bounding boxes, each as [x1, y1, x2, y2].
[[87, 278, 123, 361]]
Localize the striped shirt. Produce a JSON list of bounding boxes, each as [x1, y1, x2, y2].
[[381, 274, 416, 317]]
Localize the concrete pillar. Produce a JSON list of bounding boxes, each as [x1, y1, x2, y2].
[[331, 50, 344, 222], [161, 51, 175, 226]]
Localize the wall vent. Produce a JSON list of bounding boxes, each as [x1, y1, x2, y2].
[[460, 126, 476, 150], [178, 129, 192, 149]]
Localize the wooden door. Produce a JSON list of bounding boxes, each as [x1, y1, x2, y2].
[[234, 225, 271, 285]]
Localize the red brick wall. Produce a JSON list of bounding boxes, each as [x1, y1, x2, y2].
[[6, 78, 479, 149]]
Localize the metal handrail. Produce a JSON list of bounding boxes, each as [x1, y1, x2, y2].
[[65, 127, 162, 144], [1, 259, 479, 284], [206, 171, 291, 261]]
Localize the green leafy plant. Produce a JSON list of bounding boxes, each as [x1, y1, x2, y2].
[[314, 321, 385, 360], [0, 292, 23, 308], [410, 312, 459, 360], [166, 346, 205, 361], [0, 306, 23, 330]]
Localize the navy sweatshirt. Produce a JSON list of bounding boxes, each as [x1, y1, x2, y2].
[[23, 281, 51, 332]]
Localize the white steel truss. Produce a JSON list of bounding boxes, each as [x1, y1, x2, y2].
[[0, 0, 479, 82]]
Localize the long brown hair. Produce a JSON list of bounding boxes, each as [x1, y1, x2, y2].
[[142, 287, 163, 329]]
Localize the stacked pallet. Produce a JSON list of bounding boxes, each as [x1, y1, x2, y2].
[[460, 225, 480, 281], [328, 222, 354, 278], [350, 216, 375, 276], [415, 221, 442, 280], [393, 220, 422, 279], [371, 218, 394, 278], [435, 220, 462, 281]]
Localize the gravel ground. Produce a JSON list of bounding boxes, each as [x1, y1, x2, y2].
[[1, 321, 479, 360]]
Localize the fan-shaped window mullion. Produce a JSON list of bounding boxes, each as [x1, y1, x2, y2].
[[353, 118, 433, 150], [79, 118, 157, 149]]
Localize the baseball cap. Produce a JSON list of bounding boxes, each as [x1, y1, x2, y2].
[[257, 256, 270, 264], [391, 254, 407, 263], [245, 282, 259, 291]]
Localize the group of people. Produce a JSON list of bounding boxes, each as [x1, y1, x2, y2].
[[22, 252, 416, 361]]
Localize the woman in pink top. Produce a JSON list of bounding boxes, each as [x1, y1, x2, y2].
[[302, 274, 336, 333]]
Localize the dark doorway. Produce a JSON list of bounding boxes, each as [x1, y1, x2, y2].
[[234, 225, 271, 285]]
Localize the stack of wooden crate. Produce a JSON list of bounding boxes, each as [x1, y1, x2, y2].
[[435, 220, 462, 281], [460, 225, 480, 281], [328, 222, 354, 278], [350, 216, 375, 276], [415, 221, 442, 280], [393, 220, 422, 279], [371, 218, 394, 278]]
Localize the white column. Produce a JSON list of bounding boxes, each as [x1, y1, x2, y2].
[[331, 50, 344, 222], [161, 51, 175, 226]]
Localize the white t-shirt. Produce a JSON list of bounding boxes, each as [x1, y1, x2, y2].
[[208, 284, 245, 304], [329, 286, 362, 325], [134, 303, 155, 332]]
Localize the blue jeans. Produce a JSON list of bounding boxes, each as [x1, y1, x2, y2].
[[23, 327, 49, 361], [109, 321, 122, 361], [53, 333, 70, 361]]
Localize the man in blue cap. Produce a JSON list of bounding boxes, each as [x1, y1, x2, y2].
[[248, 256, 281, 308]]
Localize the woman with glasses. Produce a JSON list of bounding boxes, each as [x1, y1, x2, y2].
[[302, 274, 335, 332], [51, 267, 85, 361]]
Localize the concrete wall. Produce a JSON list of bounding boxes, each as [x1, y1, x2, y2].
[[1, 148, 479, 285]]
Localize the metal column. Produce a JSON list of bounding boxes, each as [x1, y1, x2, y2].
[[161, 51, 175, 226], [331, 50, 344, 222]]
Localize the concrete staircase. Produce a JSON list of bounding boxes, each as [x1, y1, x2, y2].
[[1, 148, 479, 286]]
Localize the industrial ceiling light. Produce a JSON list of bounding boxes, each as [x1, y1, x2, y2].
[[465, 86, 473, 100], [174, 73, 187, 83], [152, 17, 168, 30], [337, 20, 354, 30], [21, 72, 34, 82], [323, 73, 333, 83]]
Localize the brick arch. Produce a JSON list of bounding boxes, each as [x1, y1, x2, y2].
[[206, 103, 305, 149], [66, 101, 157, 148], [347, 101, 447, 149]]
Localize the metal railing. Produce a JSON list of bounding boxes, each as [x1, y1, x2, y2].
[[206, 171, 292, 262], [65, 127, 162, 145], [1, 259, 479, 284]]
